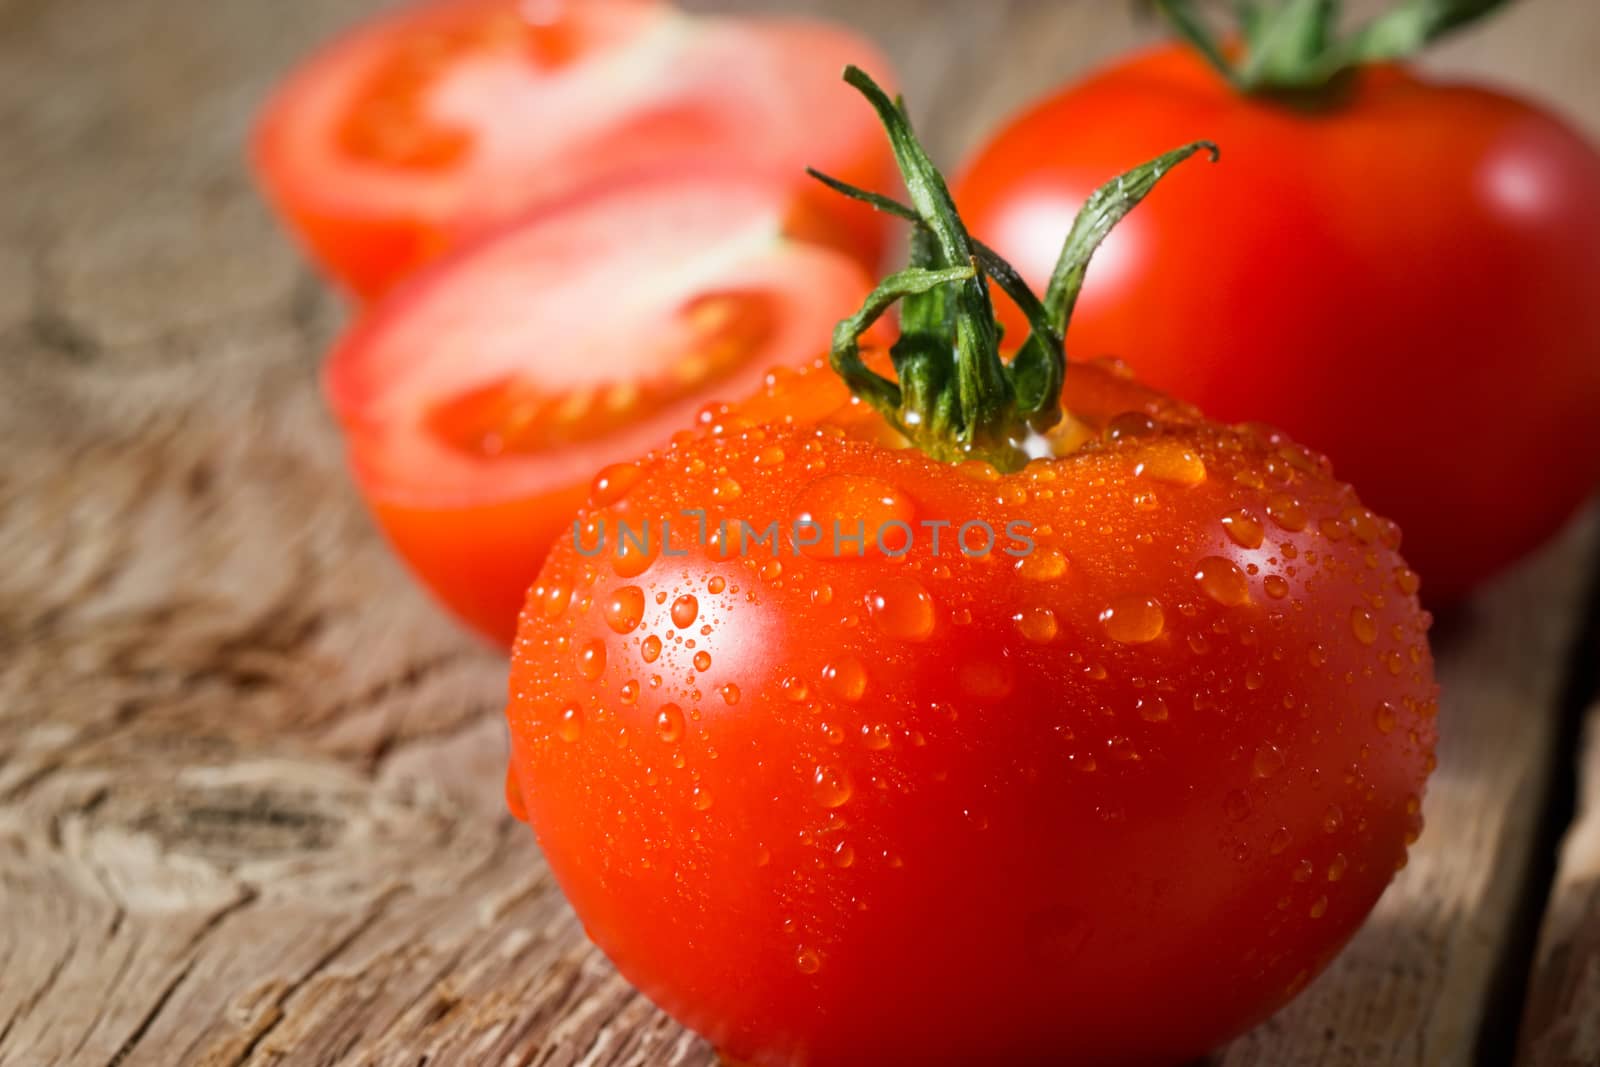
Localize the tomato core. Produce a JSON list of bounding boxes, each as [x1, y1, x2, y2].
[[422, 289, 777, 458]]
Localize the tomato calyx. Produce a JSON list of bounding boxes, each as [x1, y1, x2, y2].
[[812, 67, 1215, 471], [1154, 0, 1510, 98]]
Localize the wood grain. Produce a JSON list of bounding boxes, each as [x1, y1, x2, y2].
[[0, 1, 1597, 1065], [1520, 685, 1600, 1067]]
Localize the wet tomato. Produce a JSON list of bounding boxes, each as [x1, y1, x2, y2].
[[505, 69, 1437, 1065], [956, 25, 1600, 603], [327, 169, 873, 645], [255, 0, 897, 299]]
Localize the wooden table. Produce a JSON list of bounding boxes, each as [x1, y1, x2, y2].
[[2, 0, 1597, 1063]]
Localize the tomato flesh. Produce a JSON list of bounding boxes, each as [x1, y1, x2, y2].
[[326, 170, 873, 645], [956, 45, 1600, 602], [255, 0, 897, 299], [506, 356, 1438, 1065]]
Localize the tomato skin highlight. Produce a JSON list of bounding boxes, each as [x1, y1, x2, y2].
[[506, 356, 1438, 1066], [326, 170, 876, 645], [956, 45, 1600, 602], [253, 0, 898, 299]]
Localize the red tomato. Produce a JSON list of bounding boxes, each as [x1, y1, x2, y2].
[[255, 0, 897, 300], [506, 354, 1438, 1065], [956, 45, 1600, 602], [326, 169, 874, 645], [505, 66, 1436, 1061]]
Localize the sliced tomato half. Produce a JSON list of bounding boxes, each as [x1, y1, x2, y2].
[[255, 0, 896, 299], [327, 168, 874, 645]]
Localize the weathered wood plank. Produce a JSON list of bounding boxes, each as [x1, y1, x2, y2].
[[1519, 687, 1600, 1067], [0, 1, 1597, 1066]]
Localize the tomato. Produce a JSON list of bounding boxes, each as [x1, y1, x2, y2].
[[956, 41, 1600, 603], [506, 69, 1437, 1065], [254, 0, 896, 300], [326, 169, 874, 645]]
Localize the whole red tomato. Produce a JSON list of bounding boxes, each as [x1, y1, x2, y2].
[[956, 5, 1600, 603], [506, 69, 1437, 1065], [326, 169, 873, 645], [255, 0, 896, 299]]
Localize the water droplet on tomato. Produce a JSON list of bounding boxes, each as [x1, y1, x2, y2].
[[795, 948, 822, 974], [812, 764, 854, 808], [692, 784, 714, 811], [1138, 696, 1170, 722], [671, 594, 699, 629], [1265, 494, 1308, 532], [1195, 556, 1250, 606], [861, 722, 892, 750], [640, 633, 661, 663], [603, 586, 645, 634], [1253, 743, 1285, 779], [538, 581, 571, 619], [612, 532, 656, 577], [1263, 574, 1290, 599], [792, 474, 915, 559], [1327, 853, 1348, 882], [1013, 606, 1059, 644], [556, 704, 583, 742], [1105, 411, 1157, 441], [820, 655, 868, 703], [1221, 509, 1265, 549], [1309, 896, 1328, 919], [693, 650, 711, 672], [832, 841, 856, 868], [720, 683, 741, 705], [1350, 607, 1378, 645], [1374, 700, 1398, 733], [1100, 595, 1165, 644], [1134, 441, 1207, 487], [1015, 547, 1068, 582], [577, 639, 606, 681], [868, 576, 936, 641], [1394, 567, 1421, 596], [656, 703, 685, 743], [589, 463, 641, 508], [1322, 805, 1344, 833]]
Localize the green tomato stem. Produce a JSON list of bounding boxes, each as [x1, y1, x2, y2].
[[815, 68, 1216, 469], [1155, 0, 1511, 96]]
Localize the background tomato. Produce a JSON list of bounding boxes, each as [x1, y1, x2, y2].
[[326, 169, 873, 645], [255, 0, 897, 299], [956, 44, 1600, 603]]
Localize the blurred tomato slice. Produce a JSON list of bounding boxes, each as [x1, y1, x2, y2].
[[326, 168, 875, 644], [255, 0, 896, 298]]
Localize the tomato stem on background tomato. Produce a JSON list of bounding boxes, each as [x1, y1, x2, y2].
[[1154, 0, 1511, 96], [814, 67, 1215, 471]]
